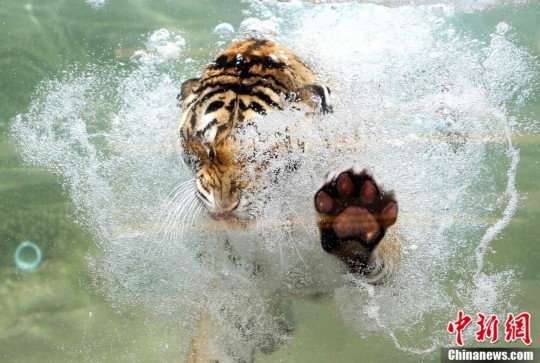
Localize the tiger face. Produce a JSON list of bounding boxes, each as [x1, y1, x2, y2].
[[178, 38, 331, 219], [182, 131, 247, 216]]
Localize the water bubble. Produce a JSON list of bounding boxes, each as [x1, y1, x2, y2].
[[213, 23, 235, 37], [14, 241, 42, 271], [85, 0, 107, 8], [496, 21, 510, 35], [239, 17, 279, 37]]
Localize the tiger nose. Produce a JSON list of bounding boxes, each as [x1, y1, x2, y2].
[[215, 199, 239, 212]]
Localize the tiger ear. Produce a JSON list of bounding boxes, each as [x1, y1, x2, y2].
[[177, 77, 201, 104], [296, 84, 333, 114]]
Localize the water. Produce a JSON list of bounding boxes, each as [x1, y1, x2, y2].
[[2, 1, 540, 362]]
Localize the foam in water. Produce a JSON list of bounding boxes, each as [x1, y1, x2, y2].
[[13, 1, 538, 360], [86, 0, 107, 9]]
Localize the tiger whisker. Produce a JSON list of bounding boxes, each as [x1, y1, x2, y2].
[[157, 179, 196, 233], [179, 194, 202, 243], [188, 201, 203, 227], [168, 191, 195, 241], [160, 180, 197, 243], [167, 186, 195, 227], [287, 226, 308, 269], [164, 181, 197, 215], [270, 193, 308, 269], [160, 180, 195, 215], [174, 196, 193, 241], [151, 179, 196, 256], [182, 202, 204, 242], [166, 178, 194, 200], [174, 191, 200, 241]]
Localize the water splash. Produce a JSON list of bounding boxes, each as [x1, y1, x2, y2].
[[250, 0, 533, 11], [12, 2, 538, 360], [86, 0, 107, 9]]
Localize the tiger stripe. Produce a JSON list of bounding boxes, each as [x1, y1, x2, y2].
[[177, 37, 331, 215]]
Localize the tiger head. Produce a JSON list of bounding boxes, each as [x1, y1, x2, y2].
[[178, 74, 263, 219], [177, 38, 330, 220]]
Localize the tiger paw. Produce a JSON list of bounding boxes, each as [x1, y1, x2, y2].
[[314, 168, 398, 274]]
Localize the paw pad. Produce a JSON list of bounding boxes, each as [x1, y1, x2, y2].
[[315, 169, 398, 248]]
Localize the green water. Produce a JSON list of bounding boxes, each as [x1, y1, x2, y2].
[[1, 1, 539, 362]]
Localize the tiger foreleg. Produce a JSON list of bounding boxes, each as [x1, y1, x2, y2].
[[314, 167, 400, 283], [186, 311, 220, 363]]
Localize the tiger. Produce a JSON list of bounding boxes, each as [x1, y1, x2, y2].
[[177, 38, 400, 362]]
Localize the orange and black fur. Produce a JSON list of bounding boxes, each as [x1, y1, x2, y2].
[[177, 38, 399, 362], [178, 38, 332, 215]]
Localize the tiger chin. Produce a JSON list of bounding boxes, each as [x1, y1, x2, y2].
[[177, 38, 399, 362]]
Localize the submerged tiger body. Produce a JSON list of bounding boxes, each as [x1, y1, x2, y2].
[[177, 38, 400, 362]]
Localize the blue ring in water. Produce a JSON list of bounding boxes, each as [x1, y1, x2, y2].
[[14, 241, 42, 271]]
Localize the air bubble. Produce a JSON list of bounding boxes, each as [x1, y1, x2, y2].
[[85, 0, 106, 8], [213, 23, 235, 37], [14, 241, 42, 271]]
